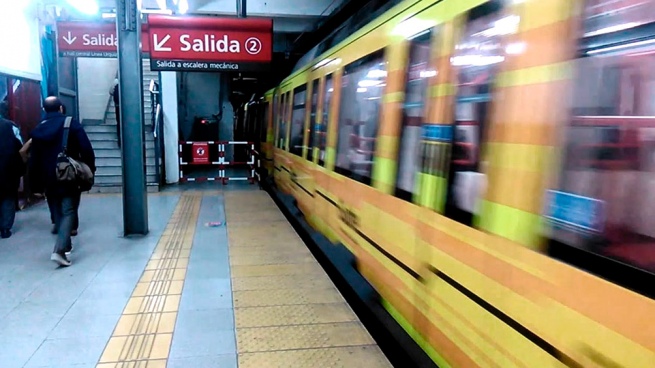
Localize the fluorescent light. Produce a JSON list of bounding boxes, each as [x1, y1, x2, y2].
[[102, 12, 116, 18], [313, 59, 332, 70], [587, 38, 655, 55], [66, 0, 99, 15], [451, 55, 505, 66], [505, 42, 526, 55], [392, 18, 435, 38], [357, 87, 367, 93], [141, 9, 173, 14], [584, 22, 640, 37], [358, 79, 382, 87], [178, 0, 188, 14], [474, 15, 520, 38], [366, 69, 387, 78], [419, 70, 437, 78]]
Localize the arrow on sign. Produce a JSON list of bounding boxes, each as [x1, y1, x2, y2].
[[62, 31, 77, 45], [153, 34, 172, 52]]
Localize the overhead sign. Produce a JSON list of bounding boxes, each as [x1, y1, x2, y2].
[[57, 22, 150, 58], [147, 15, 273, 72]]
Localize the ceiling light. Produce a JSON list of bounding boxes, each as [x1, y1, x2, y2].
[[178, 0, 188, 14], [66, 0, 99, 15]]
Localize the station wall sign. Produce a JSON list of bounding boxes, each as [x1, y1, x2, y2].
[[147, 15, 273, 72], [57, 22, 150, 58]]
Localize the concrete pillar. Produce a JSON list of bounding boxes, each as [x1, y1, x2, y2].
[[161, 71, 180, 184]]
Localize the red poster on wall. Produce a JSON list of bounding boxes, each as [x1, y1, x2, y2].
[[191, 142, 209, 164]]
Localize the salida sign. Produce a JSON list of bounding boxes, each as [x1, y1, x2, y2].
[[57, 22, 150, 57], [147, 15, 272, 72]]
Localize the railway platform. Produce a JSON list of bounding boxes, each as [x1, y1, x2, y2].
[[0, 186, 391, 368]]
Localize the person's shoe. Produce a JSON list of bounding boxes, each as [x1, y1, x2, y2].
[[50, 252, 71, 267], [0, 230, 11, 239], [64, 244, 74, 256], [71, 229, 78, 237]]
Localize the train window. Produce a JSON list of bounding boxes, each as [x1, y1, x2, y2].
[[444, 2, 516, 226], [395, 29, 434, 201], [261, 101, 269, 144], [583, 0, 655, 37], [284, 91, 292, 150], [547, 8, 655, 279], [272, 93, 279, 147], [318, 74, 334, 166], [335, 50, 387, 184], [276, 92, 287, 149], [307, 79, 320, 162], [290, 85, 307, 156]]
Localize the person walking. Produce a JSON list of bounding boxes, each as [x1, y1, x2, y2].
[[20, 104, 81, 236], [110, 79, 121, 147], [29, 97, 95, 266], [0, 101, 24, 239]]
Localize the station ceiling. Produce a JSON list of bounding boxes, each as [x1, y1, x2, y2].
[[42, 0, 379, 92]]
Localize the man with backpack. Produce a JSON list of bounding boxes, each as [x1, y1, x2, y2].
[[29, 96, 95, 266]]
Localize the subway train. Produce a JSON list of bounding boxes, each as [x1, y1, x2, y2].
[[253, 0, 655, 366]]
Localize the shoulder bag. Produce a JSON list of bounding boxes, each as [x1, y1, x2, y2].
[[56, 117, 94, 191]]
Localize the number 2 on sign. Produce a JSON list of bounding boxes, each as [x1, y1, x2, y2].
[[245, 37, 262, 55]]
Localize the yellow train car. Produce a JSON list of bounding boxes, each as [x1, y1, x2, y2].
[[265, 0, 655, 366]]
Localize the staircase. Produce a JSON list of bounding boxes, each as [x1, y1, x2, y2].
[[84, 59, 160, 194]]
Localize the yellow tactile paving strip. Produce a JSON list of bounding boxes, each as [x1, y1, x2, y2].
[[224, 191, 393, 367], [96, 194, 202, 368]]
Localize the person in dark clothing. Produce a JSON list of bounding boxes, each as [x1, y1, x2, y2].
[[110, 79, 121, 147], [30, 96, 95, 266], [0, 101, 24, 239], [44, 105, 80, 236]]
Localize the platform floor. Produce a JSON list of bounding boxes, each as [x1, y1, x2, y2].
[[0, 187, 391, 368]]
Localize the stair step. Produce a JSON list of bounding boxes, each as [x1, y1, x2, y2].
[[97, 157, 156, 166], [95, 149, 121, 158], [85, 125, 116, 133], [92, 140, 155, 149], [88, 132, 118, 141], [95, 174, 157, 185], [96, 165, 157, 176]]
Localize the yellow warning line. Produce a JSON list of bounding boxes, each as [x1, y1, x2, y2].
[[97, 194, 202, 368]]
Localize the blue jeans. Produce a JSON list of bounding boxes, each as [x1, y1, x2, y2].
[[0, 195, 16, 231], [49, 194, 77, 254], [48, 192, 79, 231]]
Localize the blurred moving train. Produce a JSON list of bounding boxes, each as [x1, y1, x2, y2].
[[249, 0, 655, 366]]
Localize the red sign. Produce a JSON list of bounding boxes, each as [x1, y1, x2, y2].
[[57, 22, 151, 57], [191, 142, 210, 164], [147, 15, 272, 72]]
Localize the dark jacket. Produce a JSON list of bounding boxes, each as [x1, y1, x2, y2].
[[29, 112, 95, 195], [112, 84, 119, 106], [0, 118, 24, 194]]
